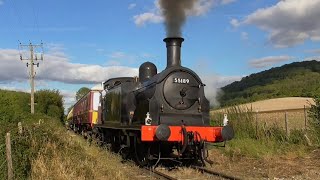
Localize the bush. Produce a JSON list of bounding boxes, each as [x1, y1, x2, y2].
[[0, 89, 65, 123], [289, 129, 306, 145], [308, 96, 320, 145], [0, 90, 30, 123], [0, 89, 65, 178], [35, 89, 64, 121]]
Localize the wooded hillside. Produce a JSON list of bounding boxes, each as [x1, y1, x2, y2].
[[218, 60, 320, 107]]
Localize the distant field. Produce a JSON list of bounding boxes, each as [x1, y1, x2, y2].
[[211, 97, 315, 130], [212, 97, 315, 113]]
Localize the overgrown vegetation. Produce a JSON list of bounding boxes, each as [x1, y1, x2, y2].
[[0, 89, 64, 124], [35, 89, 64, 121], [218, 60, 320, 107], [211, 106, 311, 158], [1, 117, 140, 179], [308, 96, 320, 146], [0, 89, 64, 179], [0, 89, 139, 179]]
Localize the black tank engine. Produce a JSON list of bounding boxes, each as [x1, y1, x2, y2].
[[87, 37, 234, 166], [102, 37, 209, 127]]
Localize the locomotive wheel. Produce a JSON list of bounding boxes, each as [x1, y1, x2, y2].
[[86, 131, 92, 145], [73, 125, 77, 133], [134, 136, 151, 166], [111, 135, 121, 152], [92, 129, 104, 146]]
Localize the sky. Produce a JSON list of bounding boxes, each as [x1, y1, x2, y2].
[[0, 0, 320, 109]]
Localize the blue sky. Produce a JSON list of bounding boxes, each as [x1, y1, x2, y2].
[[0, 0, 320, 108]]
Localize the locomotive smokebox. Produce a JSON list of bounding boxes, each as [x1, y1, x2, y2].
[[163, 37, 184, 68]]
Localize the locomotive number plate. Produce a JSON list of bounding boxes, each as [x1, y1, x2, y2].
[[173, 78, 190, 84]]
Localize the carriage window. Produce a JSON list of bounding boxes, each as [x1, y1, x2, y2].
[[114, 81, 121, 86]]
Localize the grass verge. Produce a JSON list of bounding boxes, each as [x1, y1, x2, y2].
[[211, 105, 316, 159], [1, 116, 141, 180]]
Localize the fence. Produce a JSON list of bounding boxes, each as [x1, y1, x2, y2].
[[211, 105, 310, 133], [252, 106, 308, 132], [0, 122, 23, 180], [0, 142, 7, 180]]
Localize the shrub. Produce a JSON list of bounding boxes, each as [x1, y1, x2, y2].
[[35, 89, 64, 121], [308, 96, 320, 145]]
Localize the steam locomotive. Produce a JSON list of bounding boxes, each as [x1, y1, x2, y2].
[[68, 37, 234, 166]]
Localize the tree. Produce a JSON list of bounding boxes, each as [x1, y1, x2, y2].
[[76, 87, 90, 101], [35, 89, 64, 121]]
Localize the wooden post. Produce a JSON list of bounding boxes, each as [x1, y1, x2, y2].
[[304, 105, 307, 129], [18, 122, 23, 134], [6, 133, 13, 180], [285, 112, 289, 137], [255, 110, 258, 139], [304, 134, 312, 146]]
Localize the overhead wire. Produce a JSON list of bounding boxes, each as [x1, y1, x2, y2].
[[8, 0, 26, 39], [30, 0, 40, 35], [9, 0, 41, 40], [0, 0, 16, 39]]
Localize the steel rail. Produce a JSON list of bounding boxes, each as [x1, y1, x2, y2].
[[191, 165, 242, 180], [144, 167, 177, 180]]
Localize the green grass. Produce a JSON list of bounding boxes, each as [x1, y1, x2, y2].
[[1, 116, 140, 180], [223, 137, 308, 159], [211, 105, 314, 159]]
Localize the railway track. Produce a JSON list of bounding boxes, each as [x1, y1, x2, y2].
[[74, 129, 240, 180], [191, 165, 242, 180], [143, 165, 241, 180], [143, 167, 177, 180]]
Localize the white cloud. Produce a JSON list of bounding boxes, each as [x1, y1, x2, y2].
[[249, 55, 293, 68], [134, 12, 163, 26], [133, 0, 235, 26], [0, 85, 29, 93], [305, 49, 320, 54], [107, 51, 143, 65], [46, 43, 66, 57], [232, 0, 320, 48], [0, 47, 140, 111], [186, 0, 215, 16], [128, 3, 136, 10], [96, 48, 105, 53], [106, 60, 121, 66], [220, 0, 236, 5], [0, 48, 138, 84], [141, 53, 154, 58], [230, 18, 240, 27], [60, 90, 76, 108], [109, 51, 128, 59], [241, 31, 248, 40], [304, 57, 320, 61]]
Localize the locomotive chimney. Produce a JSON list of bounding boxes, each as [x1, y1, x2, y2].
[[163, 37, 184, 68]]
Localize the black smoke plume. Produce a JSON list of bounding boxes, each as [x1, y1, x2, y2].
[[159, 0, 197, 37]]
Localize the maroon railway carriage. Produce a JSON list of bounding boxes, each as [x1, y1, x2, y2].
[[71, 90, 101, 134]]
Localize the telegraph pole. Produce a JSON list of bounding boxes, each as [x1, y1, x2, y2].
[[19, 42, 44, 114]]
